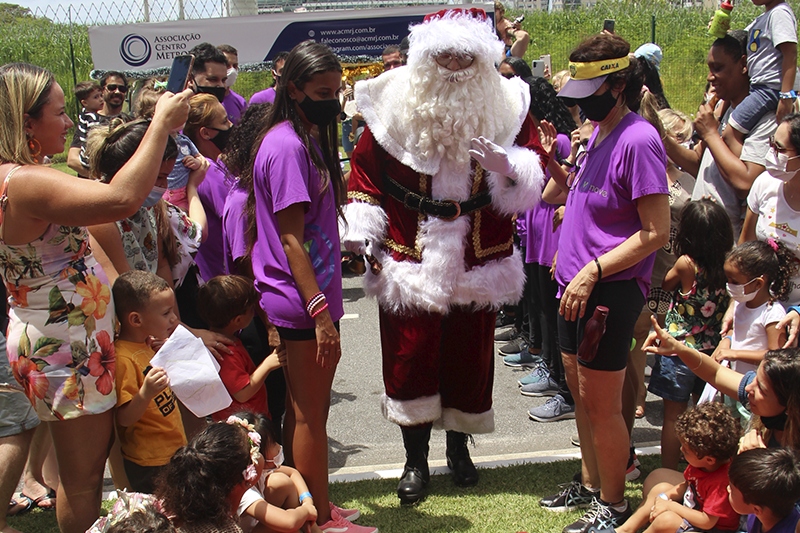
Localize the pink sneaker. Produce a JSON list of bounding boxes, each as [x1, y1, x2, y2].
[[320, 508, 378, 533], [329, 502, 361, 522]]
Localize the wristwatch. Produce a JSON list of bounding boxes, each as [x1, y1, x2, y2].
[[779, 90, 797, 100]]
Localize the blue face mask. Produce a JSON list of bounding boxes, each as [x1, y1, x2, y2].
[[142, 185, 167, 208]]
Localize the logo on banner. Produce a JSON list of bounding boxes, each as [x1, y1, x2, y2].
[[120, 34, 152, 67]]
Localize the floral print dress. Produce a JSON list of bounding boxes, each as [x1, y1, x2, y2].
[[1, 224, 116, 421], [664, 260, 729, 351]]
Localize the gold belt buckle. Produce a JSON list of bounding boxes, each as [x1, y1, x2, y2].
[[441, 199, 462, 221]]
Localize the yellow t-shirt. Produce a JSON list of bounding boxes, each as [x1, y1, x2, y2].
[[115, 340, 186, 466]]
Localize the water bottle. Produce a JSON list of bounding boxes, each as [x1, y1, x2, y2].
[[577, 306, 609, 363], [709, 0, 734, 39]]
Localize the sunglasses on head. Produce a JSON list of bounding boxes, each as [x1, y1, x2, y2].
[[105, 84, 128, 93]]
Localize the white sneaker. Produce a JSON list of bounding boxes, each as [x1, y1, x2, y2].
[[320, 508, 378, 533]]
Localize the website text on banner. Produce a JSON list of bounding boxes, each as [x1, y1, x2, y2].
[[88, 3, 495, 71]]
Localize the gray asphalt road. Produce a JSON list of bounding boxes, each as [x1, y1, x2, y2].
[[327, 272, 665, 474]]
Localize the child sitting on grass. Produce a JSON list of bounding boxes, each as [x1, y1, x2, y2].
[[113, 270, 185, 494], [728, 448, 800, 533], [606, 403, 741, 533], [197, 275, 285, 422]]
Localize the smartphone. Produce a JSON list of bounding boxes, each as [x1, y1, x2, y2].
[[166, 54, 194, 94], [531, 60, 545, 77], [603, 19, 615, 33], [540, 54, 551, 76], [514, 14, 525, 24]]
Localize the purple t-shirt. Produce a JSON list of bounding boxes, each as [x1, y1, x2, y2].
[[525, 133, 570, 265], [251, 121, 343, 329], [223, 185, 248, 276], [249, 87, 276, 105], [555, 112, 668, 298], [196, 160, 232, 282], [223, 90, 248, 125]]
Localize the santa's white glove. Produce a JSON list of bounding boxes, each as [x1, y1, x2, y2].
[[469, 136, 517, 182]]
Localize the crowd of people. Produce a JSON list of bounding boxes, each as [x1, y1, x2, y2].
[[0, 1, 800, 533]]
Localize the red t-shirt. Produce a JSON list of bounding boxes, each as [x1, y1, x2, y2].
[[212, 339, 269, 422], [683, 463, 740, 530]]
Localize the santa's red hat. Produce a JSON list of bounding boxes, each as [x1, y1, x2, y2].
[[407, 8, 504, 68]]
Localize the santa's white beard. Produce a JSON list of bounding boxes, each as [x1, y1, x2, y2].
[[406, 61, 510, 166]]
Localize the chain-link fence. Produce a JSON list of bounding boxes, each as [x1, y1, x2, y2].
[[2, 0, 798, 160]]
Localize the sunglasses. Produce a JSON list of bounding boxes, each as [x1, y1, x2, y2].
[[105, 84, 128, 93], [434, 52, 475, 69]]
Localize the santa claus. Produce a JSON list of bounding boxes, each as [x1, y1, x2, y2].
[[343, 8, 548, 505]]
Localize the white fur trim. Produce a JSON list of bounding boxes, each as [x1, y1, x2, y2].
[[381, 392, 441, 426], [342, 201, 387, 255], [434, 407, 495, 434], [486, 145, 546, 217], [450, 248, 526, 308]]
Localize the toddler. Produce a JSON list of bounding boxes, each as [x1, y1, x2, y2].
[[728, 448, 800, 533], [197, 275, 284, 421], [725, 0, 797, 147], [113, 270, 185, 493], [648, 199, 733, 470], [613, 402, 742, 533]]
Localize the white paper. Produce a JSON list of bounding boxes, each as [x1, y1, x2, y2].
[[150, 325, 231, 417]]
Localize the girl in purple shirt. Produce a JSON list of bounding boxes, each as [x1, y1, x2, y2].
[[235, 42, 372, 533]]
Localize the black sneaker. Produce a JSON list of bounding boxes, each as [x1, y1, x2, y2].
[[495, 311, 516, 328], [539, 480, 597, 512], [495, 326, 519, 343], [498, 337, 527, 356], [563, 498, 631, 533]]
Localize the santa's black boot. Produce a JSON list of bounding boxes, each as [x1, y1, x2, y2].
[[446, 431, 479, 487], [397, 425, 431, 505]]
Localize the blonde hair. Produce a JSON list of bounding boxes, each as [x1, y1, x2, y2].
[[551, 69, 569, 93], [658, 107, 693, 144], [134, 78, 167, 119], [0, 63, 55, 165], [183, 93, 222, 141]]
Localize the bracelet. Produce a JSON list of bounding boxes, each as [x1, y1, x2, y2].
[[723, 335, 732, 342], [299, 492, 312, 504], [305, 292, 326, 316], [310, 302, 329, 318], [689, 355, 704, 372], [307, 296, 327, 316], [594, 258, 603, 281]]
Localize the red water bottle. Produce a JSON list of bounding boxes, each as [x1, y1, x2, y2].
[[577, 306, 608, 363]]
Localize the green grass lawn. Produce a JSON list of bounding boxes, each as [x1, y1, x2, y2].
[[8, 455, 666, 533]]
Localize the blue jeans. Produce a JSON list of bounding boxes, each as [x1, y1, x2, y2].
[[729, 84, 779, 134]]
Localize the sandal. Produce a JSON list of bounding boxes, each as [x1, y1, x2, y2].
[[32, 489, 56, 511], [7, 494, 34, 517]]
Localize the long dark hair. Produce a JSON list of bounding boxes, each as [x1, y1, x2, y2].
[[155, 422, 251, 527], [239, 40, 344, 255], [757, 348, 800, 450], [522, 76, 576, 136], [673, 199, 733, 292]]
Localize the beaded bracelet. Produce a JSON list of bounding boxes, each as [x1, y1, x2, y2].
[[310, 302, 329, 318], [305, 292, 326, 316]]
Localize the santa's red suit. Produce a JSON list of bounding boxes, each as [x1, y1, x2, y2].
[[343, 8, 548, 503]]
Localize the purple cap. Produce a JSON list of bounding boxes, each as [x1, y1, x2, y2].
[[557, 74, 608, 100]]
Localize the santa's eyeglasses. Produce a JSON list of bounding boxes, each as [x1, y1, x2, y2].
[[434, 51, 475, 69]]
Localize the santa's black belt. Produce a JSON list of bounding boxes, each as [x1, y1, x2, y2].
[[383, 174, 491, 221]]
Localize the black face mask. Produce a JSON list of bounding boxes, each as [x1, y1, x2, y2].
[[761, 411, 788, 431], [298, 92, 341, 126], [576, 88, 618, 122], [207, 126, 232, 153], [195, 85, 226, 103]]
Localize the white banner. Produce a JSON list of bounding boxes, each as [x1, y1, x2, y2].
[[89, 4, 494, 71]]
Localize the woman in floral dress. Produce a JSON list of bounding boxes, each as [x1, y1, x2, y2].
[[0, 63, 190, 533]]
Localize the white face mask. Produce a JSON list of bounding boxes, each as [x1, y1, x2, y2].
[[226, 67, 238, 88], [765, 149, 800, 182], [726, 278, 760, 302], [142, 185, 167, 208], [263, 444, 284, 476]]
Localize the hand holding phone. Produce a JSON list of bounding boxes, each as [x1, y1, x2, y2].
[[603, 19, 615, 34], [166, 55, 195, 94]]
